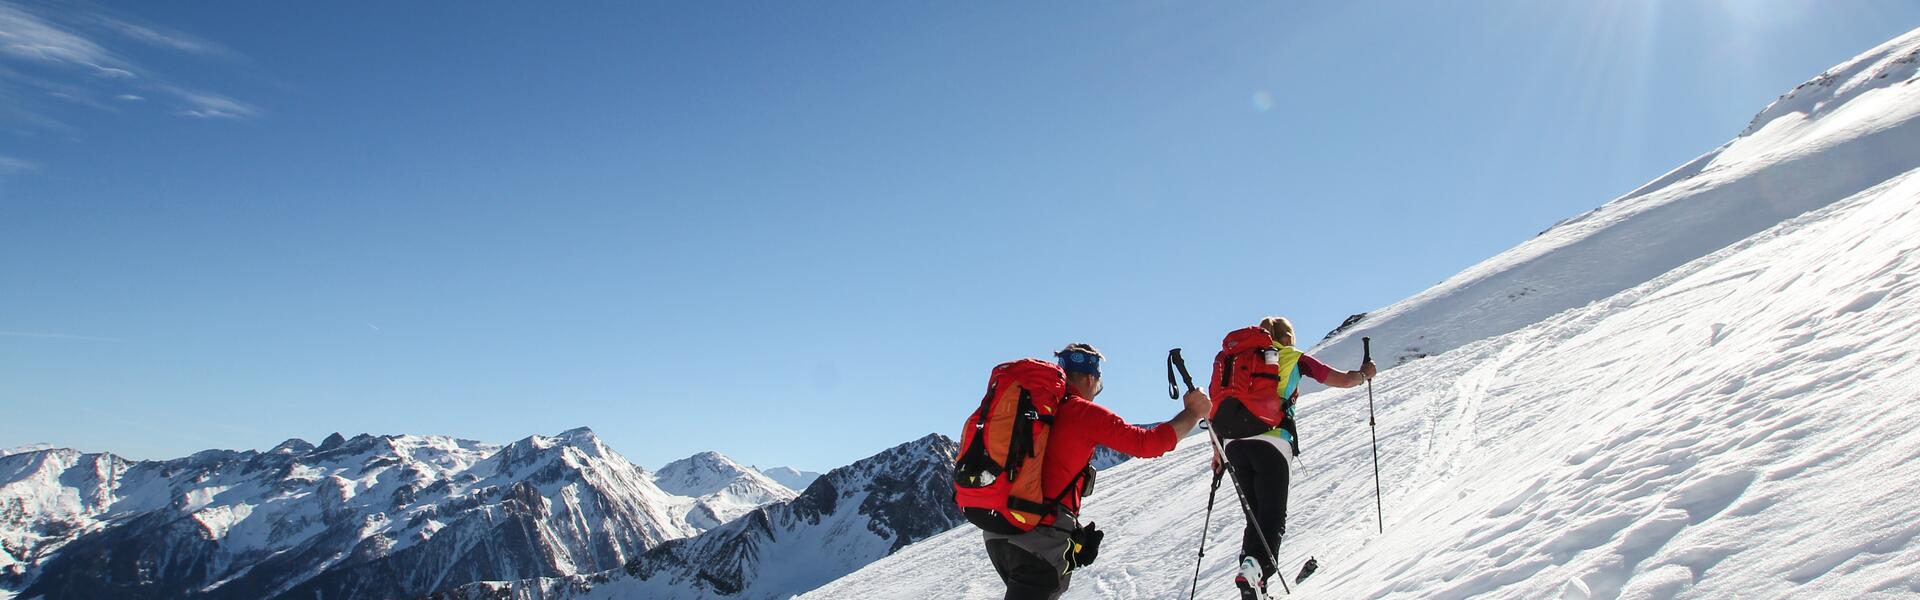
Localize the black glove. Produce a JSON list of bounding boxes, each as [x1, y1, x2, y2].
[[1071, 522, 1104, 568]]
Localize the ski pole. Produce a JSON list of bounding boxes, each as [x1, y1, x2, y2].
[[1172, 349, 1217, 600], [1364, 337, 1383, 534], [1187, 468, 1222, 600], [1171, 349, 1291, 596]]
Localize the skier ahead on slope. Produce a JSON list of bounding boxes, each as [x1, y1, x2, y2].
[[1208, 317, 1375, 598], [954, 343, 1211, 600]]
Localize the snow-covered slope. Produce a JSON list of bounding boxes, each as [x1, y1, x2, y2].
[[758, 467, 821, 493], [1310, 27, 1920, 373], [434, 434, 963, 600], [807, 28, 1920, 600], [0, 448, 129, 594], [0, 428, 791, 600], [654, 452, 797, 530]]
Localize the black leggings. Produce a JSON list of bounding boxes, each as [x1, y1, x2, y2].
[[1225, 438, 1290, 578]]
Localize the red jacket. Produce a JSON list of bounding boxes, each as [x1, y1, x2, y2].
[[1043, 388, 1180, 517]]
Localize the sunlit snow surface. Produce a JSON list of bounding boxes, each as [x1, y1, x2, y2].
[[1310, 27, 1920, 375], [807, 27, 1920, 600]]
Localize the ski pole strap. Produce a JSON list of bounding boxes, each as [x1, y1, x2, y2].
[[1166, 351, 1178, 400], [1168, 348, 1196, 392]]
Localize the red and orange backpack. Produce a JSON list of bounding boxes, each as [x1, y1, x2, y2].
[[953, 359, 1082, 534]]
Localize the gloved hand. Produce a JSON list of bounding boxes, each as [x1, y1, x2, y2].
[[1071, 522, 1104, 568]]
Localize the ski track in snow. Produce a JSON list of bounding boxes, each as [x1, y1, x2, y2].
[[807, 27, 1920, 600]]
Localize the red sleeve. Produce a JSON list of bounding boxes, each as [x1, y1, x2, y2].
[[1072, 400, 1179, 459], [1299, 354, 1336, 383]]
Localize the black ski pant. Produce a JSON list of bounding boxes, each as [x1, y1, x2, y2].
[[984, 537, 1069, 600], [981, 509, 1077, 600], [1225, 437, 1290, 579]]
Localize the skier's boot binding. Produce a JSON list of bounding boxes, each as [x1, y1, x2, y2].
[[1235, 556, 1271, 600]]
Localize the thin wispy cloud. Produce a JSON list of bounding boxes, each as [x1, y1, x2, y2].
[[0, 155, 40, 173], [0, 1, 128, 77], [88, 12, 231, 58], [162, 84, 260, 120], [0, 330, 125, 343], [0, 0, 261, 169]]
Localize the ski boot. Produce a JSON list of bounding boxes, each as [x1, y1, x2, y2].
[[1235, 556, 1271, 600]]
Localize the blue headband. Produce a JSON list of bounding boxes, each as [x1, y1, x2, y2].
[[1058, 350, 1101, 377]]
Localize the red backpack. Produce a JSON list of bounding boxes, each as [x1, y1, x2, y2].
[[953, 359, 1073, 533], [1209, 326, 1302, 444]]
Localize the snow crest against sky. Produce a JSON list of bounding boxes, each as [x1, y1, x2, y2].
[[5, 1, 1920, 470]]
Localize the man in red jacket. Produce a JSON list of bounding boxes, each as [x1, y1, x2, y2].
[[981, 343, 1212, 600]]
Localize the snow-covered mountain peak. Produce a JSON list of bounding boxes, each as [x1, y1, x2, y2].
[[315, 431, 347, 452], [487, 427, 624, 479], [832, 433, 953, 486], [651, 449, 797, 531], [760, 466, 823, 492], [663, 450, 731, 468], [267, 438, 313, 455], [432, 433, 964, 600], [536, 426, 610, 457], [0, 443, 54, 458], [551, 425, 601, 445], [654, 450, 754, 497]]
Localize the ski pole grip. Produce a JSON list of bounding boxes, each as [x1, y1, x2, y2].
[[1168, 348, 1197, 392], [1362, 337, 1372, 364]]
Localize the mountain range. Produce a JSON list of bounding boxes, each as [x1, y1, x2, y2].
[[0, 428, 872, 600], [434, 434, 962, 600]]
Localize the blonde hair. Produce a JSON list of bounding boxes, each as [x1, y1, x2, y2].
[[1259, 316, 1294, 341]]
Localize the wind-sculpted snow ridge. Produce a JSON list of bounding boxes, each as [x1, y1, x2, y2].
[[1311, 26, 1920, 374], [432, 433, 964, 600], [0, 427, 791, 600], [808, 29, 1920, 600], [0, 445, 52, 458]]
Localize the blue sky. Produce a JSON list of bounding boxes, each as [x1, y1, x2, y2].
[[4, 1, 1918, 472]]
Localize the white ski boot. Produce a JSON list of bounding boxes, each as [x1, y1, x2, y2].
[[1235, 556, 1271, 600]]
